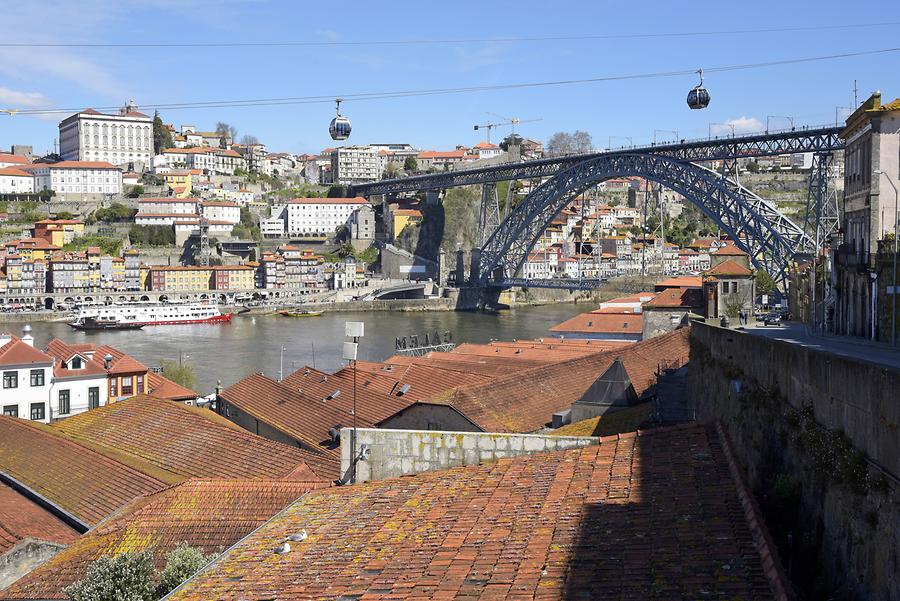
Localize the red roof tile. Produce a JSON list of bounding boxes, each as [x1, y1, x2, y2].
[[431, 328, 691, 432], [164, 423, 785, 601], [643, 287, 705, 309], [549, 312, 643, 335], [712, 242, 749, 256], [654, 275, 702, 289], [1, 479, 327, 600], [50, 395, 337, 482], [146, 372, 197, 400], [0, 337, 53, 367], [705, 259, 753, 277], [0, 417, 169, 526], [0, 482, 79, 556]]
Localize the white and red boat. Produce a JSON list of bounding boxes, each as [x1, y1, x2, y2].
[[70, 301, 233, 327]]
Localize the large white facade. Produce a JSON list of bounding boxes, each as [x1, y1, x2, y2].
[[274, 198, 368, 236], [0, 168, 34, 194], [59, 102, 153, 170], [201, 201, 241, 224], [31, 162, 122, 199]]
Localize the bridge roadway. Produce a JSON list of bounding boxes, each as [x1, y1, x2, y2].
[[350, 125, 843, 197]]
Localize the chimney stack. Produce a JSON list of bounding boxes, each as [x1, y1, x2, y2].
[[21, 324, 34, 347]]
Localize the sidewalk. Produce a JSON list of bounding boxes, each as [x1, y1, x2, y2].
[[738, 321, 900, 370]]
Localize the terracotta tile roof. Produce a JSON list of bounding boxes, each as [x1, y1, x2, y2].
[[91, 345, 147, 374], [654, 275, 702, 289], [50, 395, 336, 482], [431, 328, 691, 432], [642, 287, 704, 309], [146, 372, 197, 400], [712, 242, 749, 256], [705, 259, 753, 277], [45, 339, 107, 378], [549, 312, 643, 335], [418, 149, 467, 159], [0, 482, 79, 556], [37, 161, 119, 170], [0, 167, 31, 177], [220, 373, 350, 455], [0, 336, 53, 367], [0, 154, 28, 165], [164, 423, 785, 601], [550, 401, 655, 437], [1, 479, 327, 600], [282, 367, 416, 427], [0, 416, 169, 526], [286, 197, 367, 205]]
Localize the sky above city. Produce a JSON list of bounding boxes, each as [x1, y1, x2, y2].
[[1, 0, 898, 155]]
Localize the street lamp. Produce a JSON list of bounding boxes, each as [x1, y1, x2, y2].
[[343, 321, 364, 483], [608, 135, 632, 150], [874, 169, 899, 345], [766, 115, 794, 133], [709, 122, 735, 138], [653, 129, 678, 144]]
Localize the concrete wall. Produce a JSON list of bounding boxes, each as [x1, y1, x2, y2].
[[690, 322, 900, 600], [0, 539, 67, 590], [642, 309, 692, 340], [341, 427, 597, 483]]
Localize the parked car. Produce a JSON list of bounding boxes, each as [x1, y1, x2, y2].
[[762, 312, 782, 326]]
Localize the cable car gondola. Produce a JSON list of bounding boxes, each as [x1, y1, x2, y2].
[[329, 98, 352, 141], [686, 69, 710, 110]]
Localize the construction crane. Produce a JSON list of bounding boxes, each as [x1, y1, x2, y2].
[[473, 121, 504, 144], [487, 113, 543, 137]]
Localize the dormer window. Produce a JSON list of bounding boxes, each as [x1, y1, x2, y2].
[[70, 356, 83, 370]]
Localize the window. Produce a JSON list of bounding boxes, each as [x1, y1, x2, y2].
[[136, 374, 144, 394], [30, 369, 44, 387], [71, 356, 82, 369], [30, 403, 45, 421], [89, 387, 100, 409], [2, 405, 17, 417], [3, 371, 17, 389], [58, 390, 70, 415], [110, 378, 118, 397], [121, 377, 133, 396]]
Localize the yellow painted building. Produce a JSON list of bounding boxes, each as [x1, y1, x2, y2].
[[149, 266, 213, 292], [211, 265, 255, 290], [391, 208, 423, 239], [163, 170, 193, 198], [34, 219, 85, 247]]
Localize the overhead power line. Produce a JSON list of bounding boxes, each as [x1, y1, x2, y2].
[[7, 46, 900, 116], [2, 22, 900, 48]]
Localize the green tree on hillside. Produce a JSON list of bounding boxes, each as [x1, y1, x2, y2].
[[755, 270, 776, 296], [403, 156, 417, 171], [152, 111, 173, 154], [160, 360, 197, 390]]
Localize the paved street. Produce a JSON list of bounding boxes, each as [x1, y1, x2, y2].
[[739, 322, 900, 370]]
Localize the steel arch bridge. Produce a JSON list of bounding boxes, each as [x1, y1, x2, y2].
[[478, 153, 815, 288]]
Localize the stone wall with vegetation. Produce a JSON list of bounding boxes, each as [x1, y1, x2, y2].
[[689, 323, 899, 601]]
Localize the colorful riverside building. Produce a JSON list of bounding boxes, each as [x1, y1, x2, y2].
[[148, 265, 255, 292]]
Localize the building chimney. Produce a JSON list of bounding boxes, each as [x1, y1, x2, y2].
[[104, 353, 113, 370], [21, 324, 34, 347]]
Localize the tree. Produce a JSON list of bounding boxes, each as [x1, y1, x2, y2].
[[152, 111, 173, 154], [756, 270, 776, 296], [403, 156, 418, 171], [546, 130, 594, 156], [54, 211, 75, 220], [724, 289, 751, 319], [215, 122, 237, 142], [65, 550, 156, 601], [160, 359, 197, 390], [327, 185, 348, 198], [96, 203, 135, 222], [383, 162, 402, 179], [746, 161, 760, 174], [127, 185, 145, 198], [155, 544, 216, 598], [239, 134, 259, 146]]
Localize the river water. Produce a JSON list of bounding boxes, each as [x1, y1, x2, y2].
[[24, 303, 587, 394]]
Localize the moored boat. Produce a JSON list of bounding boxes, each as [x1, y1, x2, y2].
[[278, 309, 324, 317], [71, 301, 233, 327], [68, 317, 145, 331]]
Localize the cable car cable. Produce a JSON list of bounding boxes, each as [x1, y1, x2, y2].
[[8, 45, 900, 116]]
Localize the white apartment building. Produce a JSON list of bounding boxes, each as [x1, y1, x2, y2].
[[58, 101, 153, 170], [135, 198, 200, 226], [0, 167, 34, 194], [0, 331, 54, 423], [473, 141, 502, 159], [201, 200, 241, 224], [161, 147, 247, 175], [330, 146, 379, 185], [274, 197, 368, 236], [0, 153, 29, 169], [31, 161, 122, 200]]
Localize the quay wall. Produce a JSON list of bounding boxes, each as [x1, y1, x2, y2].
[[689, 322, 900, 600]]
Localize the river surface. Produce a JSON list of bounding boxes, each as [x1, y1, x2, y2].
[[25, 304, 587, 393]]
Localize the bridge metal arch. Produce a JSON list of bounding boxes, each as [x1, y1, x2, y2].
[[479, 153, 815, 286]]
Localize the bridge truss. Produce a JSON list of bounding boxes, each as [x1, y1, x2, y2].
[[478, 154, 816, 288]]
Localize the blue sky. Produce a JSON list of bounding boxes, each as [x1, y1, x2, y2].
[[1, 0, 898, 155]]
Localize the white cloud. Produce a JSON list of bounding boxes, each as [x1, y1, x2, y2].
[[712, 117, 764, 136], [0, 87, 51, 108]]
